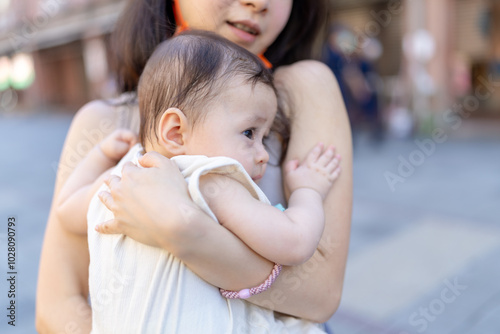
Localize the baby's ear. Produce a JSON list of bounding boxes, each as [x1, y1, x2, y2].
[[157, 108, 189, 155]]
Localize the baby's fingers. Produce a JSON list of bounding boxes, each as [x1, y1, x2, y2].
[[116, 129, 138, 146], [328, 165, 341, 182], [305, 143, 324, 165], [325, 152, 341, 181], [113, 130, 138, 156], [326, 154, 341, 172], [316, 145, 337, 167], [284, 159, 300, 174]]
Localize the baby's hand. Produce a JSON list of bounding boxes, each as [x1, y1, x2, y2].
[[284, 143, 341, 199], [99, 129, 138, 162]]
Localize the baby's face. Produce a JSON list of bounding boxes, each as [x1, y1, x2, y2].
[[185, 81, 277, 183]]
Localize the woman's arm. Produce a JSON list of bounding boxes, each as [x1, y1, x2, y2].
[[244, 60, 353, 322], [36, 101, 130, 333]]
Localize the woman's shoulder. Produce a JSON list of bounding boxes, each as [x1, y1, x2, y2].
[[74, 99, 115, 121], [274, 60, 341, 118], [275, 60, 336, 84], [75, 93, 136, 120], [72, 93, 139, 132]]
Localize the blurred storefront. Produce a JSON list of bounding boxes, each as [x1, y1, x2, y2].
[[327, 0, 500, 136], [0, 0, 122, 111]]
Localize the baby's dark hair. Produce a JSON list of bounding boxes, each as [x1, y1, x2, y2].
[[138, 30, 283, 149]]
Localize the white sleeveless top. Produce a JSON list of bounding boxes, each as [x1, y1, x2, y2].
[[87, 144, 325, 333]]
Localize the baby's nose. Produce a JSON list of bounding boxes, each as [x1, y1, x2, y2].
[[256, 145, 269, 165]]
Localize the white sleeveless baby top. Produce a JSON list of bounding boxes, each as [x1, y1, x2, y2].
[[87, 144, 325, 333]]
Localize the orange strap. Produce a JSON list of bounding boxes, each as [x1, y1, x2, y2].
[[258, 54, 273, 69], [172, 1, 272, 69], [173, 0, 189, 34]]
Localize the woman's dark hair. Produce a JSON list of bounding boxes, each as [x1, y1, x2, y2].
[[137, 30, 280, 148], [265, 0, 329, 68], [110, 0, 329, 93]]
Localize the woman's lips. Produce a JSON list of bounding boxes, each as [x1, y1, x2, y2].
[[227, 20, 260, 43]]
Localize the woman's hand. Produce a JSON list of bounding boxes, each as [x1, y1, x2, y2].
[[96, 150, 275, 291], [97, 151, 199, 250]]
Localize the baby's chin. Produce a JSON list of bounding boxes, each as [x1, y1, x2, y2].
[[252, 175, 263, 183]]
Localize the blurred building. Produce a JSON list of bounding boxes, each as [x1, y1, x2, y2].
[[328, 0, 500, 135], [0, 0, 123, 110], [0, 0, 499, 125]]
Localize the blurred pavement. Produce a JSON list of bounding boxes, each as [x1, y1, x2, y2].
[[327, 130, 500, 334], [0, 109, 73, 334], [0, 109, 499, 333]]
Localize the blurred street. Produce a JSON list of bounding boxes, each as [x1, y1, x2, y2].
[[1, 0, 500, 333], [0, 109, 73, 333], [327, 130, 500, 334], [0, 109, 499, 333]]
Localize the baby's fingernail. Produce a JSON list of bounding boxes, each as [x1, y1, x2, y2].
[[95, 225, 100, 232]]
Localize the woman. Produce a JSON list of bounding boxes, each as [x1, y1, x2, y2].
[[36, 0, 352, 332]]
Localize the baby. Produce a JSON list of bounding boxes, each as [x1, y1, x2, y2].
[[56, 31, 340, 333]]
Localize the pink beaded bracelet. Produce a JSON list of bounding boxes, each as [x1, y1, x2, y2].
[[220, 263, 282, 299]]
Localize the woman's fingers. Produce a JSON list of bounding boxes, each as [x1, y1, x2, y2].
[[104, 174, 122, 190], [98, 190, 115, 211], [138, 151, 166, 168], [95, 219, 120, 234], [121, 161, 140, 179], [97, 192, 125, 235]]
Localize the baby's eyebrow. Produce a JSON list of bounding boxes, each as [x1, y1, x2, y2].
[[245, 115, 268, 124]]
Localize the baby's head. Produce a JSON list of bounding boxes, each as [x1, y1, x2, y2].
[[138, 30, 278, 181]]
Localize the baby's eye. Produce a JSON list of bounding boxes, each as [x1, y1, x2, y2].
[[243, 129, 255, 139]]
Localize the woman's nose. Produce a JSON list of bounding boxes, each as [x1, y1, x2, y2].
[[240, 0, 269, 13]]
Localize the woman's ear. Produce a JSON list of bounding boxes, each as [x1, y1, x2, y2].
[[157, 108, 190, 155]]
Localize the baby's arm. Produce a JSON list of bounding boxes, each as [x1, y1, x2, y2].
[[56, 129, 137, 234], [201, 143, 340, 266]]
